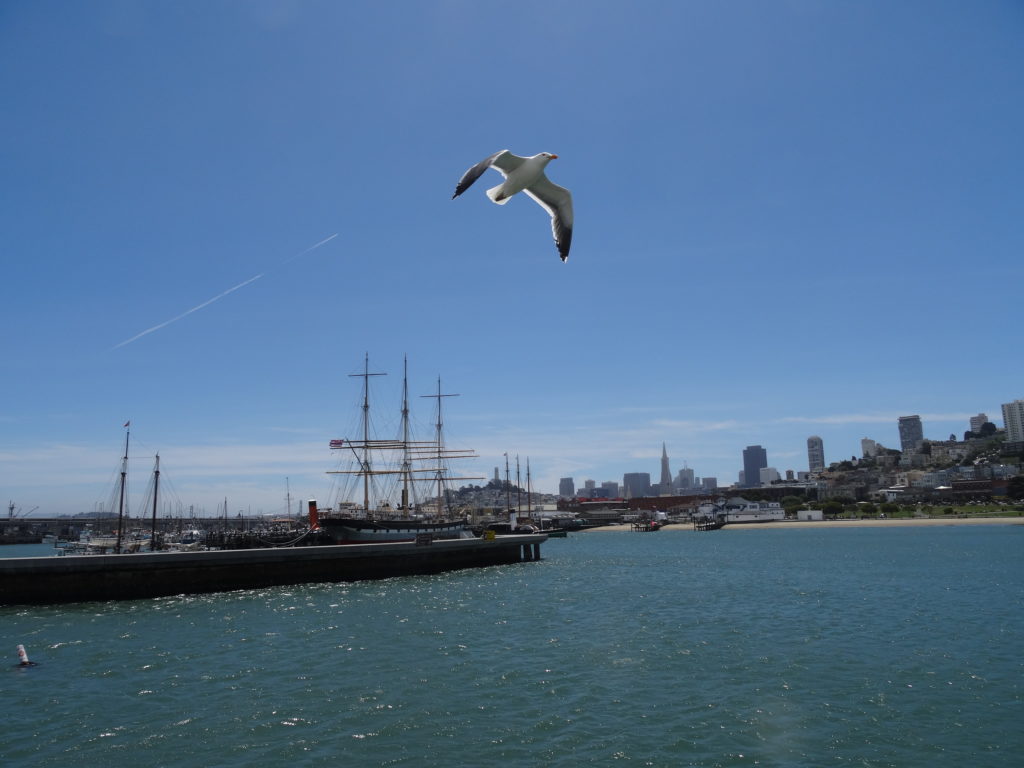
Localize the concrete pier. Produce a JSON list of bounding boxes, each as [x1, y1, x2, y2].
[[0, 534, 547, 605]]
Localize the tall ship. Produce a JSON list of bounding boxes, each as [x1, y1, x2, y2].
[[317, 355, 483, 544]]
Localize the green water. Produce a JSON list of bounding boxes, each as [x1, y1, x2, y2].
[[2, 526, 1022, 766]]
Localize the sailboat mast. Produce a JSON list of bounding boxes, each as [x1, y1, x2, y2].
[[435, 379, 443, 516], [115, 426, 129, 554], [516, 456, 522, 515], [362, 354, 370, 513], [150, 453, 160, 550], [348, 353, 386, 516], [401, 356, 411, 516], [526, 457, 533, 518], [504, 453, 511, 521], [420, 377, 459, 518]]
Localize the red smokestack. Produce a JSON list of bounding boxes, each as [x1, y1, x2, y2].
[[308, 499, 319, 530]]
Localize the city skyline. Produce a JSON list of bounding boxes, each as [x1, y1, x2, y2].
[[2, 3, 1021, 517], [557, 408, 1013, 498]]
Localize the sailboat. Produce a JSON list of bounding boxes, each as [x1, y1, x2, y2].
[[317, 355, 483, 544]]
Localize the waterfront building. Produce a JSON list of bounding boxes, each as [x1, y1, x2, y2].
[[742, 445, 768, 488], [622, 472, 652, 499], [807, 435, 825, 473], [898, 415, 924, 453], [558, 477, 574, 498], [699, 497, 785, 524], [1002, 400, 1024, 442], [970, 413, 989, 434]]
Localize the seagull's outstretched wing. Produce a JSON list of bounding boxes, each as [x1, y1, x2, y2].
[[524, 176, 574, 262], [452, 150, 524, 198]]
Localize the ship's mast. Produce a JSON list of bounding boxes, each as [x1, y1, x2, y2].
[[504, 453, 512, 522], [150, 453, 160, 550], [350, 353, 386, 514], [516, 455, 522, 515], [526, 457, 533, 518], [115, 425, 129, 554], [400, 356, 411, 516], [327, 359, 481, 518], [422, 378, 458, 517]]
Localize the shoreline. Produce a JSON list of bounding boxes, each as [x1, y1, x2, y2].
[[585, 516, 1024, 532]]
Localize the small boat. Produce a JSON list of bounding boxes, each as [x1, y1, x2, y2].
[[630, 519, 663, 532]]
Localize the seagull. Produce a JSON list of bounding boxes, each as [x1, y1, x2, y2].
[[452, 150, 573, 262]]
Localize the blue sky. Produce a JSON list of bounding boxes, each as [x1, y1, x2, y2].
[[2, 1, 1022, 517]]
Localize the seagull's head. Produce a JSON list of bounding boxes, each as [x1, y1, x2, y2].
[[542, 152, 558, 160]]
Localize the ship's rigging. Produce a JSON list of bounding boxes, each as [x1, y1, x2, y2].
[[325, 355, 482, 519]]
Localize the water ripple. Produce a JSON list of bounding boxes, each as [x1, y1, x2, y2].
[[2, 527, 1022, 766]]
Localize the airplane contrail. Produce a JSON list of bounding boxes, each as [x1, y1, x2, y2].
[[282, 232, 338, 265], [113, 273, 264, 349], [112, 233, 338, 350]]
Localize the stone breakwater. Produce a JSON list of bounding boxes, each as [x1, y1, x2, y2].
[[0, 534, 547, 605]]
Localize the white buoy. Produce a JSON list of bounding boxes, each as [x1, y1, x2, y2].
[[17, 644, 31, 666]]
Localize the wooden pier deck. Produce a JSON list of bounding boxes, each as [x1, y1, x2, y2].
[[692, 517, 725, 531]]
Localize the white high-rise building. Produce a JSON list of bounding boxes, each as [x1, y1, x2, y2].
[[1002, 400, 1024, 443], [970, 413, 989, 433], [861, 438, 878, 458], [759, 467, 780, 485]]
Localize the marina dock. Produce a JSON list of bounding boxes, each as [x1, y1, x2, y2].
[[0, 534, 546, 605]]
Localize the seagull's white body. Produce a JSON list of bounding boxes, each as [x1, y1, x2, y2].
[[452, 150, 573, 262]]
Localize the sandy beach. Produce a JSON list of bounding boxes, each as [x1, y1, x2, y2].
[[585, 517, 1024, 532]]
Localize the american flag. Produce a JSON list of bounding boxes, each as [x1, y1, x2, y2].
[[329, 439, 345, 448]]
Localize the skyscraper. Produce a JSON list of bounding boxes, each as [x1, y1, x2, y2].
[[558, 477, 574, 498], [898, 415, 924, 452], [807, 435, 825, 473], [1002, 400, 1024, 442], [622, 473, 652, 499], [659, 443, 672, 488], [742, 445, 767, 488]]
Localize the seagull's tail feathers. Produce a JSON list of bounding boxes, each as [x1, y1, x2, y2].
[[486, 184, 511, 205]]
